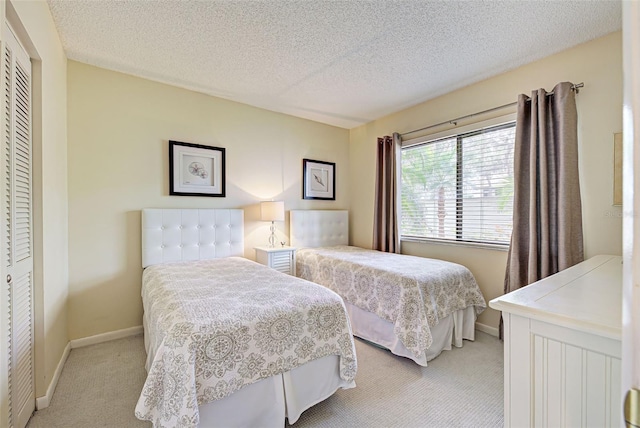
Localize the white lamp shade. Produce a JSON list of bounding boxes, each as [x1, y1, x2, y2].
[[260, 201, 285, 222]]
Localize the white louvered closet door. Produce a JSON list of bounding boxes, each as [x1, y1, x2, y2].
[[2, 22, 34, 428]]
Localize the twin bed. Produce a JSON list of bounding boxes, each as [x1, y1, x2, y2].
[[290, 210, 486, 366], [134, 209, 356, 428], [135, 208, 486, 427]]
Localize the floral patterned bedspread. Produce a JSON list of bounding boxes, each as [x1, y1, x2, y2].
[[135, 257, 357, 428], [296, 246, 486, 361]]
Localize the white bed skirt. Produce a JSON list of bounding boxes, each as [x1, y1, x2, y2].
[[344, 303, 477, 366], [198, 354, 353, 427], [142, 316, 354, 427]]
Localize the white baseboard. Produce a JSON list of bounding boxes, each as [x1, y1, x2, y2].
[[35, 341, 70, 410], [475, 322, 499, 337], [70, 325, 143, 349]]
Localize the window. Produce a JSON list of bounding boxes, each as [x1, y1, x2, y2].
[[401, 119, 516, 246]]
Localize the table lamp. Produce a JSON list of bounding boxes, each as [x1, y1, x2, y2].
[[260, 201, 285, 247]]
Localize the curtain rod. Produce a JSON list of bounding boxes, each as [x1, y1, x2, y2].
[[400, 82, 584, 137]]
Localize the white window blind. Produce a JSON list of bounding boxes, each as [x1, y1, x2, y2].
[[401, 121, 515, 246]]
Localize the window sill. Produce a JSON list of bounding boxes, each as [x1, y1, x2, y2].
[[400, 236, 510, 252]]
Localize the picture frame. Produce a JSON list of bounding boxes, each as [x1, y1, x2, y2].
[[303, 158, 335, 200], [169, 140, 226, 197]]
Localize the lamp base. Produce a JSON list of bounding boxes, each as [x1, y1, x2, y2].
[[268, 221, 276, 248]]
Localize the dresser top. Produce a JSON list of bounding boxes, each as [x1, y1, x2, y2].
[[489, 255, 622, 339]]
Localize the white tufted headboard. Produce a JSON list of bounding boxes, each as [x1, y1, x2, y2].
[[289, 210, 348, 248], [141, 209, 244, 268]]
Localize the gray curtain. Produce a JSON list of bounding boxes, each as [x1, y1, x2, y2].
[[504, 81, 584, 299], [373, 133, 401, 253]]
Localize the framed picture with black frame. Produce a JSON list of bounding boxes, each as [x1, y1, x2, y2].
[[169, 140, 226, 197], [302, 158, 335, 200]]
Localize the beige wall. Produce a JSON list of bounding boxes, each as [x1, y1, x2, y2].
[[349, 32, 623, 330], [67, 61, 350, 340], [65, 27, 624, 342], [0, 0, 69, 404]]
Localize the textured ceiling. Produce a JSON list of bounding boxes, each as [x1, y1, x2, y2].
[[47, 0, 621, 129]]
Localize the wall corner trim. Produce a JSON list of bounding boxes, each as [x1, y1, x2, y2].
[[475, 322, 499, 337], [35, 342, 71, 410], [69, 325, 143, 349]]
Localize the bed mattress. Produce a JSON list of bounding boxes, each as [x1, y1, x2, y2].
[[296, 245, 486, 363], [135, 256, 357, 427]]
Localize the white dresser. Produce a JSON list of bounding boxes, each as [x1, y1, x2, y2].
[[490, 255, 622, 428]]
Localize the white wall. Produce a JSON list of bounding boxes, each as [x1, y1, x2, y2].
[[349, 32, 623, 330], [67, 61, 350, 340]]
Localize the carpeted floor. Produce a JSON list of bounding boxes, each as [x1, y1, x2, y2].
[[27, 332, 503, 428], [28, 335, 150, 428]]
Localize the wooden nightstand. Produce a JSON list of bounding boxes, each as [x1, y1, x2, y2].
[[254, 246, 296, 276]]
